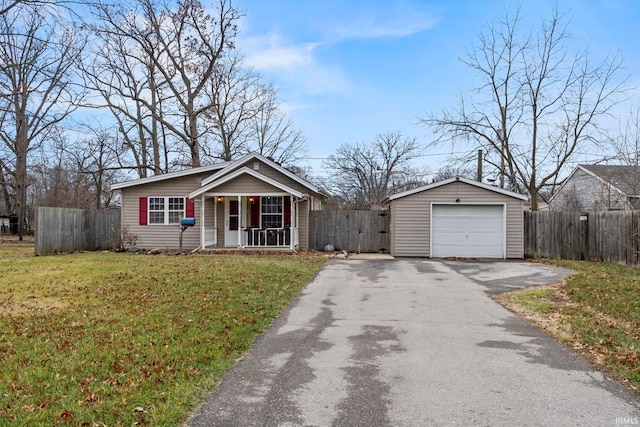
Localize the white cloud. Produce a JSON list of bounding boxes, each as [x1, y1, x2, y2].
[[240, 32, 351, 97], [331, 13, 438, 41], [244, 32, 316, 71]]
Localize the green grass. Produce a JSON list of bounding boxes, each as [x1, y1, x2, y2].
[[496, 259, 640, 390], [0, 242, 326, 425]]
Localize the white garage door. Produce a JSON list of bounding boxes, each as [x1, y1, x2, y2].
[[431, 204, 504, 258]]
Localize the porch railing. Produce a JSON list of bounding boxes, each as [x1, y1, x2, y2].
[[244, 227, 296, 247]]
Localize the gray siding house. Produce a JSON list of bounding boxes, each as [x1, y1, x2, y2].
[[111, 153, 326, 251], [387, 177, 527, 259], [549, 165, 640, 211]]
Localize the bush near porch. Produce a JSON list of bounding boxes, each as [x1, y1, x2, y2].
[[0, 243, 326, 425]]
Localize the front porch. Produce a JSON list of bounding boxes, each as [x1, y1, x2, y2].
[[198, 194, 300, 250]]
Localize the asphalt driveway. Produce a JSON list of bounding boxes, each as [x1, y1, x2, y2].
[[187, 259, 640, 426]]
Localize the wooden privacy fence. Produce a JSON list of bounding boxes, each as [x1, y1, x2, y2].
[[309, 210, 390, 253], [524, 211, 640, 265], [35, 207, 121, 256]]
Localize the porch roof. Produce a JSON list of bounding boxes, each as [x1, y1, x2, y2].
[[188, 166, 306, 199]]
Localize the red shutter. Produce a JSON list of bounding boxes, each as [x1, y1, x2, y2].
[[186, 197, 195, 218], [139, 197, 148, 225], [250, 196, 260, 227], [283, 196, 291, 227]]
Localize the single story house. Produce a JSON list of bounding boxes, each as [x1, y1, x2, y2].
[[549, 164, 640, 211], [386, 177, 528, 258], [111, 153, 327, 250]]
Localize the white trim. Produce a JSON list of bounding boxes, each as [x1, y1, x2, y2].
[[200, 152, 323, 195], [200, 194, 205, 247], [237, 195, 242, 248], [189, 167, 305, 199], [548, 165, 631, 207], [200, 157, 245, 186], [389, 177, 528, 201], [260, 196, 285, 229], [429, 202, 507, 259], [147, 196, 186, 225], [111, 163, 227, 190], [576, 165, 628, 197], [547, 166, 582, 205]]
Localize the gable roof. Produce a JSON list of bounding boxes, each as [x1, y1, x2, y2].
[[388, 176, 528, 201], [578, 164, 640, 196], [189, 166, 305, 199], [548, 164, 640, 206], [200, 152, 324, 195], [111, 152, 328, 197], [110, 163, 228, 190]]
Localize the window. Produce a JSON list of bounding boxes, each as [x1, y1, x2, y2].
[[261, 196, 282, 228], [148, 197, 185, 225]]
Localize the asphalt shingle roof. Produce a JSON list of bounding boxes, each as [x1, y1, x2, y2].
[[580, 164, 640, 197]]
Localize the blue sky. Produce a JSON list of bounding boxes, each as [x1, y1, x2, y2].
[[233, 0, 640, 180]]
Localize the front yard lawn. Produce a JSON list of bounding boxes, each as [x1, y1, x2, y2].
[[0, 243, 326, 425], [495, 259, 640, 391]]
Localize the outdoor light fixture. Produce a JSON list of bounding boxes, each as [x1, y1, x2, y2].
[[217, 196, 224, 204]]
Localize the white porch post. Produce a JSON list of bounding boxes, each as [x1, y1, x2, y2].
[[213, 196, 217, 246], [237, 194, 242, 248], [200, 194, 205, 248], [290, 196, 295, 250]]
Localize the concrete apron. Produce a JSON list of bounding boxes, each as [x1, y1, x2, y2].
[[187, 259, 640, 427]]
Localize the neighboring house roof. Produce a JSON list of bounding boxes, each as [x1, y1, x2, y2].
[[549, 164, 640, 206], [578, 164, 640, 196], [387, 176, 529, 201]]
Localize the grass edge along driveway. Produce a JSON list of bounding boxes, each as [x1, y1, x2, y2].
[[0, 243, 326, 426], [494, 259, 640, 393]]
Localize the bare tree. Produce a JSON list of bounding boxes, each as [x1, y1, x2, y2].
[[0, 158, 12, 214], [0, 0, 59, 15], [81, 22, 171, 177], [610, 107, 640, 167], [248, 84, 307, 165], [30, 133, 96, 209], [201, 52, 264, 161], [71, 129, 122, 208], [421, 8, 627, 210], [323, 132, 427, 209], [88, 0, 241, 168], [432, 164, 475, 182], [0, 5, 84, 239]]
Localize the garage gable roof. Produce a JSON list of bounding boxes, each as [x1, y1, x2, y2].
[[388, 177, 528, 201]]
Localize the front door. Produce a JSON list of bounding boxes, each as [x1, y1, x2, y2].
[[225, 198, 240, 247]]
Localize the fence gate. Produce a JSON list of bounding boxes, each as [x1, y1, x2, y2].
[[309, 210, 390, 253]]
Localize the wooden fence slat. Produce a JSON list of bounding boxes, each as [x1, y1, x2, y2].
[[35, 207, 121, 256], [309, 210, 390, 253], [523, 210, 639, 266]]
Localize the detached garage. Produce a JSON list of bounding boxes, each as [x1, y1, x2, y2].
[[387, 177, 527, 258]]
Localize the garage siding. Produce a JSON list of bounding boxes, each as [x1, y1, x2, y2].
[[391, 194, 430, 257], [390, 181, 524, 258]]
